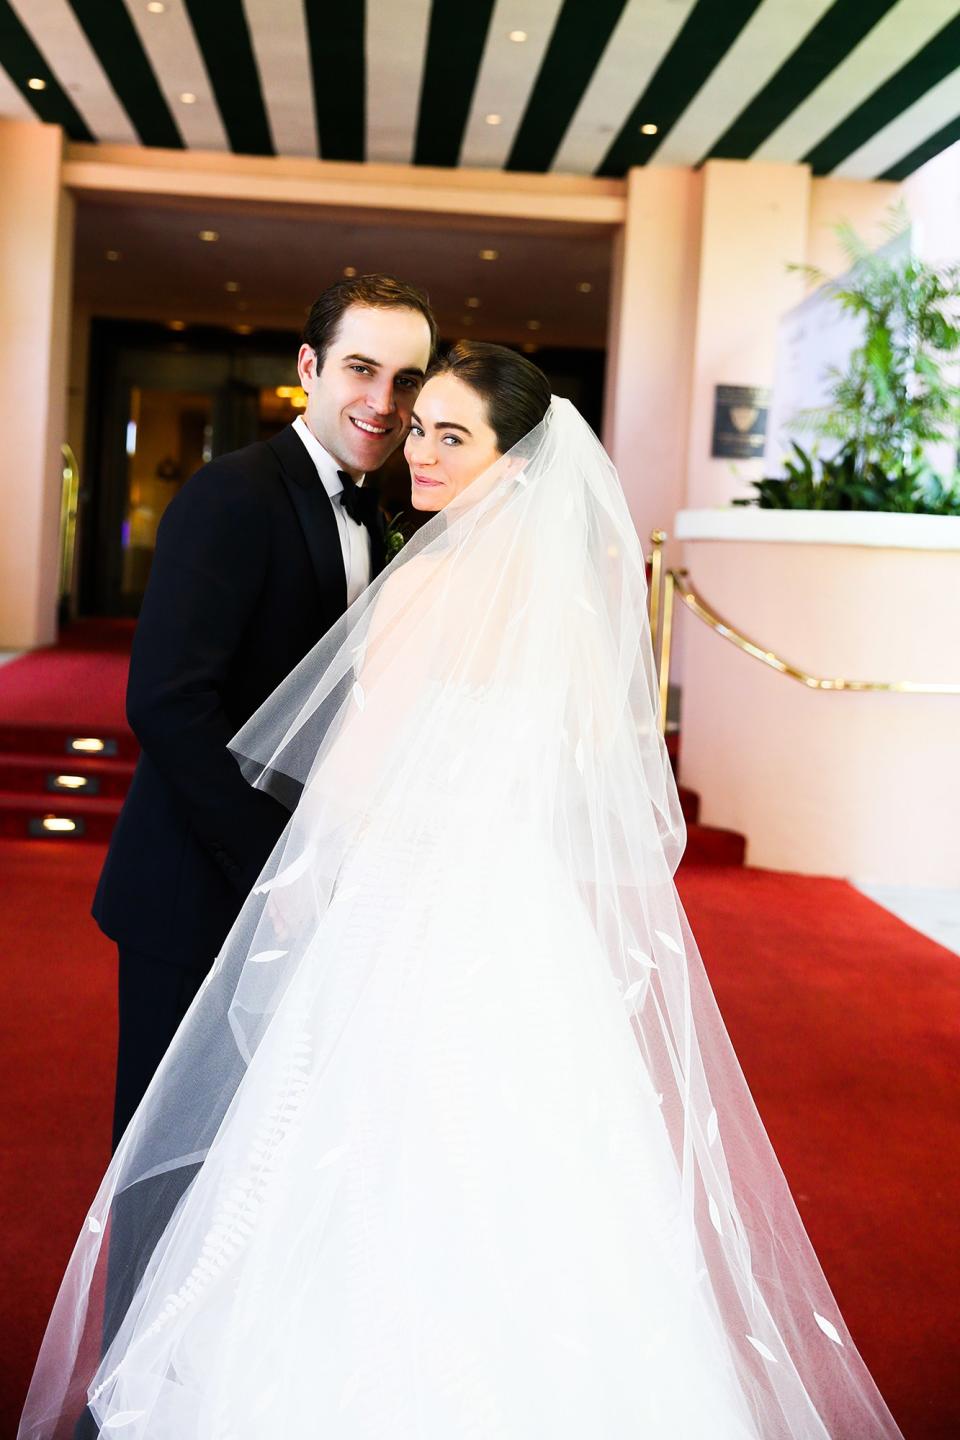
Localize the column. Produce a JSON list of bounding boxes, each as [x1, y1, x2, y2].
[[685, 160, 810, 510], [0, 119, 74, 648], [602, 165, 702, 554]]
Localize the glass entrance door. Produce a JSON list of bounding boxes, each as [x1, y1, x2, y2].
[[81, 320, 301, 618], [120, 387, 213, 602]]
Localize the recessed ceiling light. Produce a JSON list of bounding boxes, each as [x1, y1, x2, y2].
[[41, 817, 77, 833], [224, 280, 240, 292], [198, 229, 218, 242], [234, 324, 253, 335], [640, 122, 658, 136], [27, 77, 46, 91], [343, 265, 358, 277], [485, 113, 502, 126], [508, 30, 528, 43], [465, 296, 481, 308], [479, 248, 499, 261], [105, 249, 121, 262], [522, 343, 538, 354], [168, 320, 186, 331], [180, 92, 197, 105], [526, 319, 541, 331], [147, 1, 166, 13], [576, 281, 592, 294]]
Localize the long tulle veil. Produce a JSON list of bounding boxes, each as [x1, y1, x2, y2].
[[19, 397, 902, 1438]]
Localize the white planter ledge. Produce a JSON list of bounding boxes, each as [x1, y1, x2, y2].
[[675, 507, 960, 551]]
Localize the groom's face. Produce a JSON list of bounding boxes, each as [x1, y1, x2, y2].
[[297, 304, 432, 477]]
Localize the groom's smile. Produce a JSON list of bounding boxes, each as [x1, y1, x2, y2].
[[349, 415, 391, 436], [298, 303, 433, 479]]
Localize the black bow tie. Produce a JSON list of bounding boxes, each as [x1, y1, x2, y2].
[[336, 470, 368, 526]]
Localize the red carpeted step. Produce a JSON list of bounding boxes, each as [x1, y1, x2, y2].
[[0, 791, 122, 843], [677, 784, 700, 824], [683, 820, 745, 866], [0, 724, 138, 762], [0, 753, 135, 800], [55, 619, 136, 652]]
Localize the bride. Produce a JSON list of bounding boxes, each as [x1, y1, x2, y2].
[[20, 343, 903, 1439]]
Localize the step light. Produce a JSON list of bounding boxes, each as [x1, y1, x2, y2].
[[48, 773, 99, 795], [67, 736, 118, 757], [29, 816, 86, 838]]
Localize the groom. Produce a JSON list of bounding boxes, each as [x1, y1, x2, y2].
[[94, 274, 436, 1148]]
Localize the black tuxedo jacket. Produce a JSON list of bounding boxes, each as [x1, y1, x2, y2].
[[93, 423, 385, 971]]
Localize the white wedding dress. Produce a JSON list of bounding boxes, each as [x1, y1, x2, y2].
[[19, 400, 903, 1440], [83, 686, 757, 1438]]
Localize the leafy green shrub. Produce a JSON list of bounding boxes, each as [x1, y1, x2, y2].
[[734, 441, 960, 514], [739, 211, 960, 513]]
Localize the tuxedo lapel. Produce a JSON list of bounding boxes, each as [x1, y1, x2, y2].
[[363, 489, 388, 579], [268, 425, 348, 614]]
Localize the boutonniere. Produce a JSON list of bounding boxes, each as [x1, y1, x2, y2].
[[385, 513, 407, 560]]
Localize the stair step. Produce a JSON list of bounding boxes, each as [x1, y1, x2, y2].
[[677, 785, 700, 824], [0, 791, 122, 843], [0, 724, 138, 762], [0, 752, 135, 799], [683, 822, 746, 868]]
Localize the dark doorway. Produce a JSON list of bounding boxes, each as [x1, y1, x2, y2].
[[80, 320, 305, 617]]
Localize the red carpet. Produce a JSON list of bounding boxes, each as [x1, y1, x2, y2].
[[1, 842, 956, 1437], [676, 866, 959, 1440], [0, 623, 136, 842], [0, 622, 132, 729], [0, 842, 117, 1426]]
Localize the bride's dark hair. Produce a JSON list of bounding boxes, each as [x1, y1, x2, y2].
[[429, 340, 551, 453]]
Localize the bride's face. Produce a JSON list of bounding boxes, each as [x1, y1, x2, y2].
[[404, 374, 502, 511]]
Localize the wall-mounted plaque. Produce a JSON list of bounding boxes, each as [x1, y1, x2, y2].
[[711, 385, 771, 459]]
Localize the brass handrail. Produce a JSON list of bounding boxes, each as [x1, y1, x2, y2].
[[646, 531, 960, 735], [59, 442, 80, 601]]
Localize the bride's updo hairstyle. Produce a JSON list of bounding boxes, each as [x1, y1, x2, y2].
[[429, 340, 551, 453]]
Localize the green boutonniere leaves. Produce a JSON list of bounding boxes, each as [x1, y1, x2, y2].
[[385, 514, 407, 560]]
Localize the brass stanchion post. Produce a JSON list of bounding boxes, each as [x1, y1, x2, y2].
[[658, 570, 676, 736], [648, 528, 666, 653]]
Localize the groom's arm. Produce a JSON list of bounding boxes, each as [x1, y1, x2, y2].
[[125, 461, 289, 897]]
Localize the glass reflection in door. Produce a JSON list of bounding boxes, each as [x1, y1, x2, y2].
[[121, 388, 213, 600]]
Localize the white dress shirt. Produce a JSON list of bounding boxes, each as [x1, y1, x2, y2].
[[292, 416, 372, 606]]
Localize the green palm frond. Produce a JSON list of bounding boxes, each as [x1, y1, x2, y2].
[[772, 205, 960, 508]]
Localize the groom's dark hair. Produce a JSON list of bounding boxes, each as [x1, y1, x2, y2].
[[303, 274, 438, 370]]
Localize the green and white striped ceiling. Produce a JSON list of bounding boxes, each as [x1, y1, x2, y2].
[[1, 0, 958, 182]]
